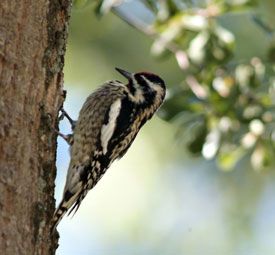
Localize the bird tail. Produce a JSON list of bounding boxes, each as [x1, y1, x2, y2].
[[52, 204, 67, 231], [51, 190, 81, 231]]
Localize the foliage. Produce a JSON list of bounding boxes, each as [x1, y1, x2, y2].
[[81, 0, 275, 171]]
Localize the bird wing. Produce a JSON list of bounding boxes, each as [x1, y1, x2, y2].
[[103, 96, 141, 161]]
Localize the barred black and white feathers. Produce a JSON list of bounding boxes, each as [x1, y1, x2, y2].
[[52, 68, 166, 229]]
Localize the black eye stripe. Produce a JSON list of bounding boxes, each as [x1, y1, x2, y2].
[[134, 73, 165, 88], [146, 75, 164, 85], [127, 79, 136, 95], [134, 74, 148, 88]]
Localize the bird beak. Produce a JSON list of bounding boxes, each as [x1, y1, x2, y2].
[[115, 67, 132, 80]]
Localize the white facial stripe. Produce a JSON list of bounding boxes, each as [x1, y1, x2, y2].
[[142, 76, 163, 94], [134, 77, 145, 101], [101, 99, 122, 154], [127, 78, 145, 103], [133, 88, 144, 102]]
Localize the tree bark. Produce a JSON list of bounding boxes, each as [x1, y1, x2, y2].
[[0, 0, 71, 254]]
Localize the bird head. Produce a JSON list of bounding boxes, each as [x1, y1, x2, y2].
[[115, 67, 166, 103]]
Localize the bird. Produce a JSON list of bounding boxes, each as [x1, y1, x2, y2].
[[52, 67, 166, 229]]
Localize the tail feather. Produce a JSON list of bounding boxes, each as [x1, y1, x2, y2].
[[52, 164, 100, 231], [51, 190, 81, 231], [67, 189, 87, 216], [52, 205, 68, 231]]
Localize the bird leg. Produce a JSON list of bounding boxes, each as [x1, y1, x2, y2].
[[56, 107, 75, 145], [55, 129, 74, 146], [59, 107, 77, 130]]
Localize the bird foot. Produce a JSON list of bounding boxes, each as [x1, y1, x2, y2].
[[59, 107, 76, 130]]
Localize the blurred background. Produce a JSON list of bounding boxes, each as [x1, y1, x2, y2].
[[55, 1, 275, 254]]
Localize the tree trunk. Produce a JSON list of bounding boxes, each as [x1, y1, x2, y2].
[[0, 0, 71, 254]]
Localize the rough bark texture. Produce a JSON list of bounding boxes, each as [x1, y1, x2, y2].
[[0, 0, 71, 254]]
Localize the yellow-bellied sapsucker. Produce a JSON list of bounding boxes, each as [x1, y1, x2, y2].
[[53, 68, 166, 228]]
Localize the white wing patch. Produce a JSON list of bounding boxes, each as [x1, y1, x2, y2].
[[100, 99, 122, 154]]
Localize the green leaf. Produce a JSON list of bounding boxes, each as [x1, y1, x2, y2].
[[217, 146, 246, 171], [142, 0, 158, 13], [251, 143, 273, 170], [187, 122, 208, 155]]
